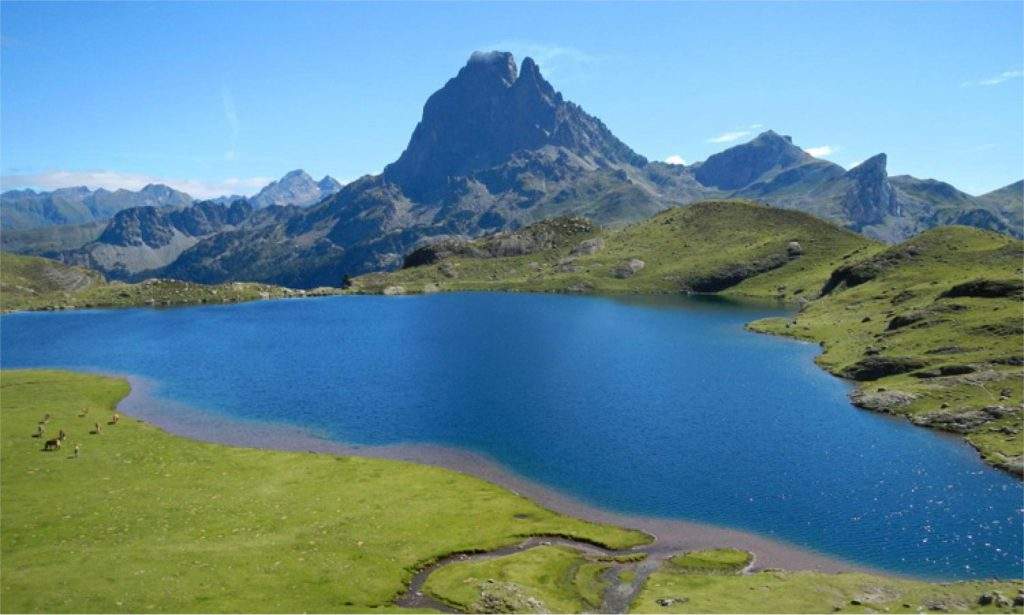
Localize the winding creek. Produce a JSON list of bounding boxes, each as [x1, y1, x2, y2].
[[1, 293, 1021, 580]]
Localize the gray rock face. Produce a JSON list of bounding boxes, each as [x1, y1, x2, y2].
[[383, 52, 646, 202], [61, 200, 254, 278], [849, 389, 918, 413], [249, 170, 342, 208], [840, 154, 899, 227]]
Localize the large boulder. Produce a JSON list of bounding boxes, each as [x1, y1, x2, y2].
[[570, 237, 605, 256], [941, 279, 1024, 299], [841, 356, 925, 381], [612, 259, 645, 279]]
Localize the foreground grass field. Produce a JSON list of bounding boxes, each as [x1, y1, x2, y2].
[[0, 251, 340, 313], [0, 370, 648, 613]]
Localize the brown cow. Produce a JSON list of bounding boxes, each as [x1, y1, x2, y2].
[[43, 436, 63, 451]]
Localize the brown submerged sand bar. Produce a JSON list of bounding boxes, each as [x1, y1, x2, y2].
[[114, 372, 877, 577]]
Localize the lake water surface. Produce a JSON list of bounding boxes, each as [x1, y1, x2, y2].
[[1, 293, 1021, 579]]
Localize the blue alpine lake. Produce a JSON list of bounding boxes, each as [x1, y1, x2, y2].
[[1, 293, 1021, 579]]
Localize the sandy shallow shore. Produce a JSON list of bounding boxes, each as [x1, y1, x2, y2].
[[115, 372, 878, 576]]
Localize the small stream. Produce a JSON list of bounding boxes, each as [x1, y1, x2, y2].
[[394, 535, 709, 613]]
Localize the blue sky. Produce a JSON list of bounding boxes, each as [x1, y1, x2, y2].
[[2, 1, 1021, 197]]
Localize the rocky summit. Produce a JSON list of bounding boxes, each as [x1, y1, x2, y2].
[[29, 51, 1023, 288], [248, 169, 343, 209]]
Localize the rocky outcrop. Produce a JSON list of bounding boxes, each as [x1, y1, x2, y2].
[[402, 217, 595, 269], [909, 406, 1011, 434], [684, 251, 794, 293], [841, 356, 926, 381], [820, 245, 921, 295], [571, 238, 605, 256], [612, 259, 645, 278], [849, 389, 919, 413], [941, 279, 1024, 299]]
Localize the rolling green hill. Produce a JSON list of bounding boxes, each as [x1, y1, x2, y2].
[[750, 226, 1023, 475], [350, 200, 882, 301]]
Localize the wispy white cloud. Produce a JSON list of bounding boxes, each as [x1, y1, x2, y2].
[[804, 145, 836, 158], [1, 170, 273, 199], [479, 40, 596, 80], [961, 69, 1023, 87], [222, 86, 239, 161], [707, 130, 751, 144], [749, 123, 764, 130], [664, 155, 687, 165]]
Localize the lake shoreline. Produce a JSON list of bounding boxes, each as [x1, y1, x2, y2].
[[112, 371, 890, 579]]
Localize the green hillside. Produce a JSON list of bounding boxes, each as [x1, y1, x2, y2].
[[750, 226, 1023, 475], [0, 252, 340, 312], [351, 200, 881, 301]]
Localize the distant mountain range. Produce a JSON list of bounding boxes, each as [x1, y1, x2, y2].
[[0, 184, 192, 230], [4, 51, 1020, 288], [0, 169, 343, 231]]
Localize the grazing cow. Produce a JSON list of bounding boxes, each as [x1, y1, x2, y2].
[[33, 424, 44, 438], [39, 413, 51, 424], [93, 422, 102, 435], [43, 436, 63, 451], [74, 444, 81, 458], [110, 413, 120, 425], [58, 429, 67, 440], [78, 408, 89, 417]]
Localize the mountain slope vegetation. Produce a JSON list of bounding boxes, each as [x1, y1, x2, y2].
[[350, 200, 880, 301], [0, 252, 335, 312]]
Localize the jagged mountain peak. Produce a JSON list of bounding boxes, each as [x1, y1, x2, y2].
[[463, 50, 519, 85], [249, 169, 342, 209], [382, 51, 644, 202], [753, 129, 794, 145], [318, 175, 343, 192], [848, 153, 888, 177], [280, 169, 314, 182]]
